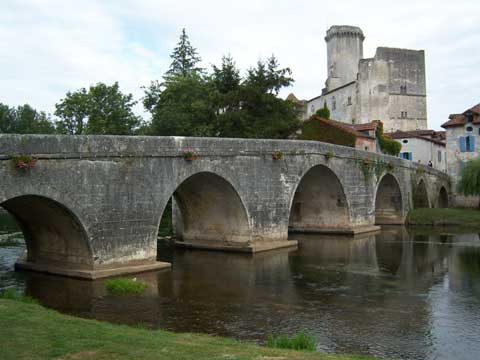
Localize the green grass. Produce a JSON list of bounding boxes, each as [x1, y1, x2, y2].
[[104, 277, 148, 295], [267, 331, 316, 351], [0, 288, 39, 304], [407, 208, 480, 227], [0, 299, 378, 360]]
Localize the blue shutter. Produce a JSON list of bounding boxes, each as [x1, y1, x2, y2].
[[409, 152, 413, 160], [459, 137, 466, 152], [469, 136, 475, 151]]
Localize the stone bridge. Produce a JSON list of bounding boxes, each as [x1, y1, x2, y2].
[[0, 135, 450, 279]]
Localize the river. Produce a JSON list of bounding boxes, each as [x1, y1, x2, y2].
[[1, 211, 480, 360]]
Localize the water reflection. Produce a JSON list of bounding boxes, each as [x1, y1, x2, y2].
[[2, 211, 480, 360]]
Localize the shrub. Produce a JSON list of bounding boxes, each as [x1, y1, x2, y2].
[[266, 331, 316, 351], [314, 101, 330, 119], [11, 154, 37, 169], [325, 151, 335, 160], [182, 149, 198, 161], [104, 277, 148, 295], [271, 151, 283, 160]]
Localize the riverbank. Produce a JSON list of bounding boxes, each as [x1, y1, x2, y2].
[[0, 299, 376, 360], [407, 208, 480, 227]]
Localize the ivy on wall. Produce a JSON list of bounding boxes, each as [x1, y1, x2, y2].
[[299, 116, 356, 148], [376, 122, 402, 156]]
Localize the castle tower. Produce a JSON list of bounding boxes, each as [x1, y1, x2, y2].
[[325, 25, 364, 92]]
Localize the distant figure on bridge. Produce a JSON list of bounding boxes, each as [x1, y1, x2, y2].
[[428, 160, 433, 168]]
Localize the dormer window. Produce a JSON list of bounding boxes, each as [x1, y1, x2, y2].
[[467, 113, 474, 123]]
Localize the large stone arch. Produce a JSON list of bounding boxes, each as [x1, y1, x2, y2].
[[375, 173, 404, 225], [413, 179, 430, 209], [0, 194, 93, 270], [288, 164, 350, 233], [168, 172, 252, 250], [437, 186, 449, 208]]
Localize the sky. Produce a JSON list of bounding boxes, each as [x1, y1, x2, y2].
[[1, 0, 479, 130]]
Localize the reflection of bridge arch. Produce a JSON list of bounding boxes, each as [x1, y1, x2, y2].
[[375, 174, 404, 225], [167, 172, 252, 250], [289, 164, 350, 233], [437, 186, 449, 208], [413, 179, 430, 209], [1, 194, 93, 271]]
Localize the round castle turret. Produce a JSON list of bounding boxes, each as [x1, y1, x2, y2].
[[325, 25, 364, 91]]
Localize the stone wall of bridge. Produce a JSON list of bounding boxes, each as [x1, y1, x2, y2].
[[0, 135, 450, 279]]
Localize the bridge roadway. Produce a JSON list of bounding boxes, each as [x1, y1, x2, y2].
[[0, 135, 450, 279]]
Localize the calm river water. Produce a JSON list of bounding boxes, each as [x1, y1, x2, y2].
[[2, 211, 480, 360]]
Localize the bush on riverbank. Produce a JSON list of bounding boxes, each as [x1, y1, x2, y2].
[[104, 277, 148, 295], [407, 208, 480, 227], [267, 332, 316, 351], [0, 299, 377, 360], [0, 288, 39, 304]]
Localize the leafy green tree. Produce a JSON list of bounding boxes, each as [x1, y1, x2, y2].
[[215, 55, 299, 139], [457, 157, 480, 206], [147, 73, 216, 136], [55, 82, 140, 135], [315, 102, 330, 119], [166, 28, 202, 78], [0, 103, 55, 134]]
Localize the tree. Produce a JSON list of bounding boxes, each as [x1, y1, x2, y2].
[[0, 103, 55, 134], [215, 55, 299, 139], [315, 102, 330, 119], [147, 73, 216, 137], [55, 82, 140, 135], [457, 157, 480, 207], [165, 28, 202, 78]]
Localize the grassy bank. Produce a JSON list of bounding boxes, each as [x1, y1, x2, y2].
[[407, 208, 480, 227], [0, 299, 376, 360]]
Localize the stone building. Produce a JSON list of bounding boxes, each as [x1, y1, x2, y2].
[[441, 103, 480, 206], [298, 25, 427, 132], [387, 130, 446, 171]]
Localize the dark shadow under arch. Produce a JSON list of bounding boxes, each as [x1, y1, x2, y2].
[[438, 186, 449, 208], [289, 165, 349, 232], [169, 172, 251, 247], [1, 195, 92, 269], [413, 179, 430, 209], [375, 174, 403, 225]]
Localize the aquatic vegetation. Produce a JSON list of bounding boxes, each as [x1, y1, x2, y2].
[[104, 277, 148, 295], [266, 331, 316, 351]]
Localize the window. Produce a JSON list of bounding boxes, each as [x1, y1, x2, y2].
[[401, 152, 412, 160], [467, 114, 474, 123], [311, 105, 315, 114], [347, 96, 352, 105], [400, 85, 407, 94], [466, 126, 473, 132], [332, 96, 336, 111], [460, 135, 475, 152], [402, 139, 408, 144], [400, 111, 408, 118], [438, 150, 442, 162]]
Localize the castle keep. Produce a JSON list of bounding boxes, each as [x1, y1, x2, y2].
[[302, 25, 427, 132]]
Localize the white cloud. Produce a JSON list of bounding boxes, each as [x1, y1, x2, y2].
[[1, 0, 479, 129]]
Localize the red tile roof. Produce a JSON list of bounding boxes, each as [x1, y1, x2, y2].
[[386, 130, 445, 146], [441, 103, 480, 128], [351, 120, 382, 132]]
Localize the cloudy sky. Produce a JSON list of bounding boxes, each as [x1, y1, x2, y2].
[[1, 0, 479, 130]]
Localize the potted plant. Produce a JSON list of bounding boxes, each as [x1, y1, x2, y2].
[[182, 149, 198, 161], [271, 151, 283, 161], [12, 154, 37, 170]]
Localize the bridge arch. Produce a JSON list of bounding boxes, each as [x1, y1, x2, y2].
[[437, 186, 449, 208], [288, 164, 350, 232], [0, 194, 93, 269], [375, 173, 404, 225], [413, 179, 430, 209], [167, 172, 252, 248]]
